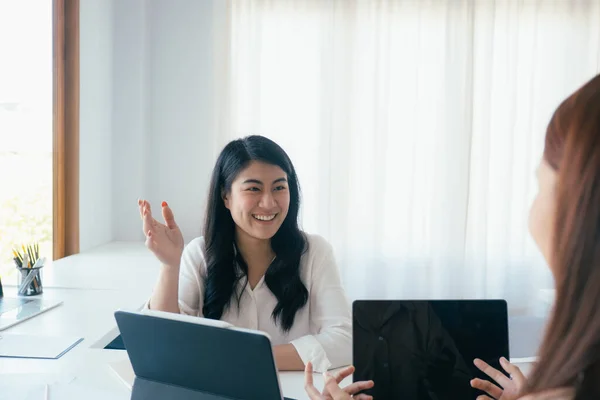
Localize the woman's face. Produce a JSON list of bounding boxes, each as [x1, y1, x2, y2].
[[528, 158, 558, 271], [223, 161, 291, 242]]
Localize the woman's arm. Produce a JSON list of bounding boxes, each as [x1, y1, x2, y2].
[[290, 236, 353, 372], [274, 343, 305, 371], [148, 237, 206, 316], [149, 264, 181, 313]]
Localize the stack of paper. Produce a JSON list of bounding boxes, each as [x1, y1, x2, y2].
[[109, 358, 135, 390], [0, 384, 47, 400], [0, 374, 127, 400], [0, 333, 83, 359], [0, 373, 72, 400]]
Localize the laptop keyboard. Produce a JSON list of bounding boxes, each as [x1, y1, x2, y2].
[[0, 298, 33, 315]]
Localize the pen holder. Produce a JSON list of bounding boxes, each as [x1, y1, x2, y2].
[[16, 264, 44, 296]]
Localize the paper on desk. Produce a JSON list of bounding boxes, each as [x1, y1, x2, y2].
[[0, 373, 74, 400], [0, 333, 83, 359], [108, 358, 135, 390], [0, 385, 46, 400], [0, 380, 126, 400], [48, 381, 127, 400]]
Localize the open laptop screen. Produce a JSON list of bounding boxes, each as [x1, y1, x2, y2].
[[114, 310, 296, 400], [352, 300, 509, 400]]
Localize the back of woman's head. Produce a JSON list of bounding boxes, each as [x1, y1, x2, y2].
[[202, 135, 308, 331], [526, 74, 600, 398]]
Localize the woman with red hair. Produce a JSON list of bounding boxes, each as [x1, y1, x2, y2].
[[307, 75, 600, 400]]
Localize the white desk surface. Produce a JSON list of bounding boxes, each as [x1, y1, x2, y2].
[[2, 242, 159, 291], [0, 242, 330, 399], [0, 241, 538, 400]]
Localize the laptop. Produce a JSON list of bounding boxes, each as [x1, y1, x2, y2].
[[352, 300, 509, 400], [0, 297, 63, 331], [114, 309, 297, 400]]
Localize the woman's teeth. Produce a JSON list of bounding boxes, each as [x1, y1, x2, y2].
[[253, 214, 276, 221]]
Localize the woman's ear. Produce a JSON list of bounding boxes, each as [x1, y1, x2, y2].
[[222, 189, 230, 209]]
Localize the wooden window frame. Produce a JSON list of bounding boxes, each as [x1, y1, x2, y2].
[[53, 0, 79, 259]]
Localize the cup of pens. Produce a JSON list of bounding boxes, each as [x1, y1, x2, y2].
[[13, 243, 46, 296]]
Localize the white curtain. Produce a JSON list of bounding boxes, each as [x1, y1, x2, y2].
[[212, 0, 600, 314]]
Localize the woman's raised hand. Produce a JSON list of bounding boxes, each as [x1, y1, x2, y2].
[[138, 199, 184, 268]]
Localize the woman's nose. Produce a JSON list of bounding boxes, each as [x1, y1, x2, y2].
[[259, 192, 276, 208]]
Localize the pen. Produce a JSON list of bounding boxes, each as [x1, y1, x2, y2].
[[27, 245, 36, 265], [20, 246, 29, 268], [44, 383, 49, 400], [12, 249, 23, 265]]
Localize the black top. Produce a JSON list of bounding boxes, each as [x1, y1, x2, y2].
[[353, 300, 509, 400]]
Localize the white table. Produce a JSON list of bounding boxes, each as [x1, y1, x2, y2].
[[2, 242, 160, 291], [0, 242, 325, 400], [1, 241, 539, 399]]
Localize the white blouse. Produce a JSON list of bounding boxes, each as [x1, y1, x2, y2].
[[176, 233, 352, 372]]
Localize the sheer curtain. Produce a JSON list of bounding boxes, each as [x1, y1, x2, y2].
[[213, 0, 600, 313]]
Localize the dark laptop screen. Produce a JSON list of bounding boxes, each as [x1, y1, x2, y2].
[[352, 300, 509, 400]]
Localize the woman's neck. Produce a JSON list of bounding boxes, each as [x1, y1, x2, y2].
[[235, 228, 275, 273]]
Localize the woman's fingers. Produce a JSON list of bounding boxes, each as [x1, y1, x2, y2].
[[142, 200, 153, 219], [471, 378, 503, 399], [332, 365, 355, 383], [474, 358, 511, 388], [138, 199, 148, 222], [304, 363, 324, 400], [304, 361, 314, 380], [142, 200, 164, 236], [342, 380, 374, 395], [476, 396, 494, 400], [142, 205, 154, 234], [500, 357, 526, 386], [161, 201, 178, 230], [323, 374, 347, 398], [144, 230, 158, 251]]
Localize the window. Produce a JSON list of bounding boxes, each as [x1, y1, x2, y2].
[[0, 2, 53, 276], [0, 0, 79, 280], [221, 0, 600, 309]]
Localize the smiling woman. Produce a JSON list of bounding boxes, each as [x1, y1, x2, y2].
[[140, 135, 352, 373], [223, 161, 291, 243]]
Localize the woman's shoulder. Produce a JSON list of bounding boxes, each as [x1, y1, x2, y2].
[[184, 236, 206, 255], [519, 388, 575, 400], [303, 233, 334, 257], [181, 236, 208, 273], [300, 233, 338, 274]]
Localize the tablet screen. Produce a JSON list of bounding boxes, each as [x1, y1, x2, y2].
[[352, 300, 509, 400]]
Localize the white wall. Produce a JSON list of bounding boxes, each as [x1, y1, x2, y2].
[[79, 0, 224, 248], [79, 0, 114, 252], [111, 0, 147, 242], [111, 0, 223, 243]]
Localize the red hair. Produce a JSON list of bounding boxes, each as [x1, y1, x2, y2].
[[525, 74, 600, 398]]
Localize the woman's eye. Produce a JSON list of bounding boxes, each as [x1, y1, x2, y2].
[[275, 186, 287, 191], [247, 187, 260, 192]]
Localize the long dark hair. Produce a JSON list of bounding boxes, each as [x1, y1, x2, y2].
[[202, 135, 308, 332], [524, 74, 600, 398]]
